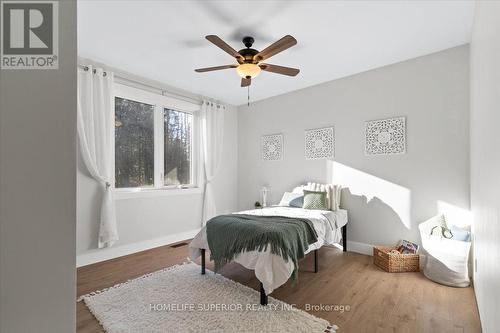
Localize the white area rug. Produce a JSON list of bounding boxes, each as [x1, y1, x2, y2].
[[79, 262, 336, 333]]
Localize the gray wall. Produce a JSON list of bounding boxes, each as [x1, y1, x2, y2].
[[0, 0, 77, 332], [238, 46, 470, 247], [77, 104, 238, 258], [470, 2, 500, 332]]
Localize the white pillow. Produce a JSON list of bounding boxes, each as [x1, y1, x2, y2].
[[278, 192, 304, 207]]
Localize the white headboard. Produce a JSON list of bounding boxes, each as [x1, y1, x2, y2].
[[291, 183, 341, 211]]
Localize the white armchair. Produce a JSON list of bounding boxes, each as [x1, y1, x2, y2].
[[418, 215, 471, 287]]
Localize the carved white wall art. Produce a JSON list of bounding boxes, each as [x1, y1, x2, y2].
[[305, 127, 334, 160], [365, 116, 406, 155], [261, 134, 283, 161]]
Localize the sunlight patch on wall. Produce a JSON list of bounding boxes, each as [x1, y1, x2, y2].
[[327, 161, 411, 229], [437, 200, 471, 228]]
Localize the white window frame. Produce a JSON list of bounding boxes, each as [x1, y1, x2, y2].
[[113, 83, 202, 199]]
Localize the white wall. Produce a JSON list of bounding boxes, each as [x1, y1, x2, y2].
[[238, 46, 470, 249], [77, 101, 238, 265], [0, 0, 77, 332], [470, 1, 500, 332]]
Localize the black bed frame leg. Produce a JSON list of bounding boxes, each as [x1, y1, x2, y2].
[[201, 249, 206, 275], [342, 225, 347, 252], [314, 249, 318, 273], [260, 283, 268, 306]]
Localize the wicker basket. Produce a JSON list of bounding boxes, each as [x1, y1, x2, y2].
[[373, 246, 419, 273]]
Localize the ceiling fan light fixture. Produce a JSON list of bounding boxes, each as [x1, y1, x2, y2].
[[236, 63, 261, 79]]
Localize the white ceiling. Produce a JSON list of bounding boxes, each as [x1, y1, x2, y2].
[[78, 0, 474, 106]]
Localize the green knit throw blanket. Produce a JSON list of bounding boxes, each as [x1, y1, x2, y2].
[[206, 214, 318, 281]]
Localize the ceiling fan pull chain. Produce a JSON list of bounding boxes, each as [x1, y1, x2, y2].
[[247, 86, 250, 107]]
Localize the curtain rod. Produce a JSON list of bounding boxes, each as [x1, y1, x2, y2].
[[78, 64, 215, 107]]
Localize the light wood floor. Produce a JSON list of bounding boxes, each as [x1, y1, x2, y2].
[[77, 242, 481, 333]]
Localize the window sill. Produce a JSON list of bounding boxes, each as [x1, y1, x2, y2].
[[114, 187, 203, 200]]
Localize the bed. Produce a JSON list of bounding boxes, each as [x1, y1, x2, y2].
[[189, 203, 348, 305]]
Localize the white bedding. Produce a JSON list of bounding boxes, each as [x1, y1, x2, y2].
[[189, 206, 348, 295]]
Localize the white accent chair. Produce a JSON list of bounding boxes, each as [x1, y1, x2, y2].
[[418, 216, 471, 287]]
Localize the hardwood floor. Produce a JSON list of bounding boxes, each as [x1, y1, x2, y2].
[[77, 243, 481, 333]]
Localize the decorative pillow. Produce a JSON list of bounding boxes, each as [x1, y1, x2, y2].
[[278, 192, 304, 208], [302, 190, 328, 210], [426, 214, 451, 238], [305, 183, 330, 209], [450, 225, 471, 242], [430, 225, 453, 239], [305, 182, 342, 211], [435, 214, 447, 228]]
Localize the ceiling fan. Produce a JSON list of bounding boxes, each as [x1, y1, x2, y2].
[[195, 35, 300, 87]]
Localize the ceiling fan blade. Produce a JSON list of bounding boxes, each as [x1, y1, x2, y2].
[[253, 35, 297, 61], [259, 63, 300, 76], [206, 35, 244, 62], [195, 64, 237, 73], [241, 77, 251, 87]]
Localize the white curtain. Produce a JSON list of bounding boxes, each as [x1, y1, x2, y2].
[[77, 66, 118, 248], [201, 101, 225, 225]]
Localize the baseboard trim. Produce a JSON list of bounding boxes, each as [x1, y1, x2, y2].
[[347, 241, 374, 256], [76, 228, 201, 267]]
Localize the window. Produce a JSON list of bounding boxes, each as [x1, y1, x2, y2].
[[113, 84, 199, 191], [115, 97, 155, 188], [163, 109, 193, 186]]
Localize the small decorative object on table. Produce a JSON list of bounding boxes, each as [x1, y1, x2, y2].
[[373, 241, 419, 273], [254, 201, 262, 209]]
